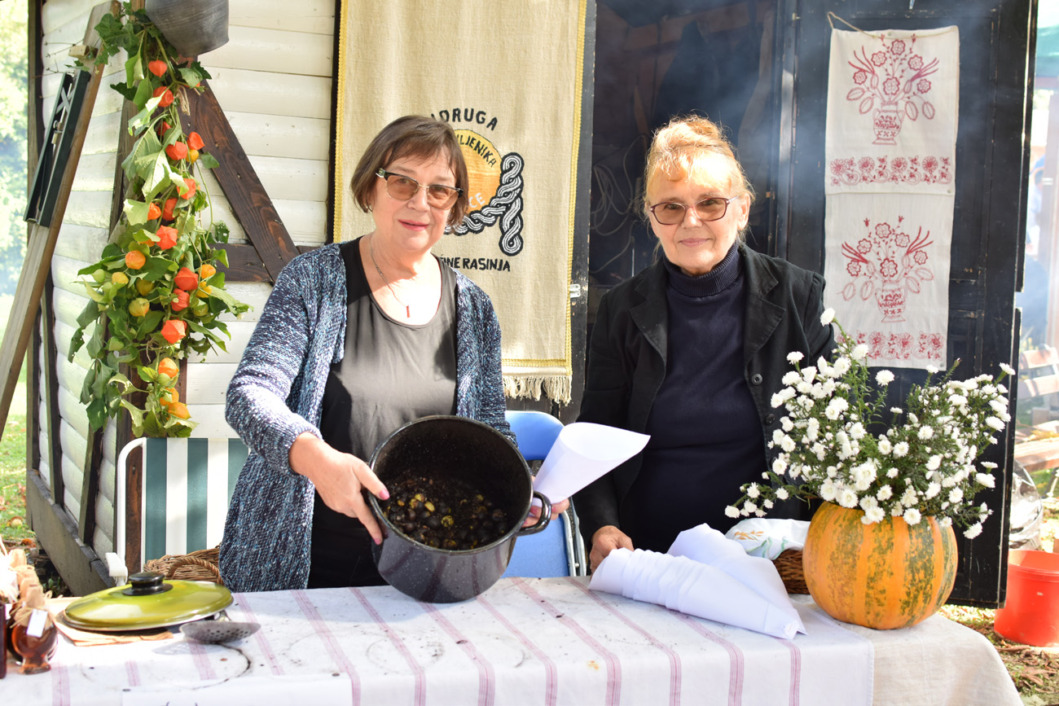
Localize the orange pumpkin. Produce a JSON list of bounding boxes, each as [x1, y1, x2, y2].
[[803, 501, 957, 630]]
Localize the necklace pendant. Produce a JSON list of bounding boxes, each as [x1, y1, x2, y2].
[[405, 305, 411, 318]]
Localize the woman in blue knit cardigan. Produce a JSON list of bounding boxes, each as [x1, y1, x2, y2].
[[219, 116, 516, 592]]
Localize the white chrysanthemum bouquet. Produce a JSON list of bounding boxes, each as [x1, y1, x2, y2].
[[726, 310, 1014, 540]]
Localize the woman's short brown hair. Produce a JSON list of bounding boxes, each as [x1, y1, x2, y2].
[[350, 115, 470, 226], [643, 114, 754, 222]]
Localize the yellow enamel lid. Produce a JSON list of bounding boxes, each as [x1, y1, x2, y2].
[[63, 572, 232, 632]]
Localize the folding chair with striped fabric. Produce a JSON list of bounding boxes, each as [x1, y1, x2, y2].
[[106, 437, 248, 584]]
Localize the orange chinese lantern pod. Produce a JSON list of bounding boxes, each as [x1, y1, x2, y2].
[[165, 142, 188, 161], [168, 402, 191, 419], [174, 267, 198, 291], [180, 177, 197, 201], [199, 263, 217, 280], [147, 202, 162, 221], [156, 120, 172, 138], [128, 298, 150, 318], [135, 279, 155, 295], [148, 60, 167, 77], [161, 387, 179, 406], [157, 357, 179, 379], [153, 86, 174, 108], [187, 132, 205, 151], [162, 197, 177, 221], [171, 289, 190, 311], [111, 272, 129, 286], [125, 251, 146, 270], [161, 319, 187, 344], [157, 226, 179, 250]]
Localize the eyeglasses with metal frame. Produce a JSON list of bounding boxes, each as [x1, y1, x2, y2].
[[648, 196, 735, 225], [376, 168, 462, 209]]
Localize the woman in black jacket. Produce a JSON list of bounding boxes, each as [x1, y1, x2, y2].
[[575, 115, 834, 570]]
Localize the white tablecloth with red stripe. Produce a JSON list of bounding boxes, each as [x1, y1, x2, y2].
[[5, 577, 1019, 705]]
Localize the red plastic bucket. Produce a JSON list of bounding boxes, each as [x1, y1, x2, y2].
[[994, 549, 1059, 646]]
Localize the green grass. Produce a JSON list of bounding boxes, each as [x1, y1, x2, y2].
[[1, 291, 34, 544]]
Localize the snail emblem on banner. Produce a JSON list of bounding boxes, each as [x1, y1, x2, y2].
[[450, 128, 525, 256]]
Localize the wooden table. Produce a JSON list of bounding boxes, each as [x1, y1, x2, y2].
[[4, 577, 1020, 705]]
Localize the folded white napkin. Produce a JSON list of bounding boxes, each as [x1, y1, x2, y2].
[[590, 524, 806, 639], [724, 517, 810, 560]]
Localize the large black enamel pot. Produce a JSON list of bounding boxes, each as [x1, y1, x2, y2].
[[368, 415, 551, 603]]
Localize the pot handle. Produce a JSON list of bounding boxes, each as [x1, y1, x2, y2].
[[517, 492, 553, 536]]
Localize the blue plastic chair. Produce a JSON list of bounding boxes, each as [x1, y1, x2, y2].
[[502, 410, 588, 577]]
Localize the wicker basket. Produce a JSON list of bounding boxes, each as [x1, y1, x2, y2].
[[774, 549, 808, 594], [144, 546, 223, 584]]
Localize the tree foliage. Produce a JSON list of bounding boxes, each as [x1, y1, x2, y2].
[[0, 0, 28, 295]]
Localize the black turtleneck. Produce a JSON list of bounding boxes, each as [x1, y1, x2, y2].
[[621, 245, 767, 552]]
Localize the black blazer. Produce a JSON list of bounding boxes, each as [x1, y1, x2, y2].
[[574, 244, 835, 546]]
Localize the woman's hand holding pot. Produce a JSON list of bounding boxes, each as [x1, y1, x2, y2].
[[522, 497, 570, 527], [289, 432, 390, 543]]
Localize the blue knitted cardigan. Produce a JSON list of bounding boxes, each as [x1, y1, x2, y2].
[[219, 243, 511, 592]]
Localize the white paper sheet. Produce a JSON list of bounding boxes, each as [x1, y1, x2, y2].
[[532, 422, 649, 502]]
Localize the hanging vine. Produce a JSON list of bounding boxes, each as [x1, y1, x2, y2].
[[70, 2, 249, 437]]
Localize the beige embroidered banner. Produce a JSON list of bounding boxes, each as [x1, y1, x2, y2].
[[823, 27, 960, 370], [334, 1, 588, 404]]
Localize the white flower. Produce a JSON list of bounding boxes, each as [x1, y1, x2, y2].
[[948, 487, 963, 504], [852, 344, 869, 361], [838, 487, 859, 508], [863, 505, 886, 524], [877, 438, 892, 455], [820, 308, 835, 325], [772, 457, 788, 474], [903, 508, 922, 525], [877, 485, 893, 501], [744, 501, 758, 514], [833, 357, 851, 376], [963, 523, 983, 539], [848, 422, 866, 440], [893, 441, 910, 457], [900, 488, 919, 506], [918, 426, 935, 440], [1000, 362, 1015, 376], [926, 455, 942, 471], [746, 485, 760, 499], [820, 479, 837, 502], [887, 467, 899, 478], [875, 370, 895, 385], [763, 499, 774, 509], [890, 407, 904, 415], [725, 505, 740, 518], [775, 487, 789, 500], [926, 365, 940, 374], [780, 436, 796, 453], [985, 416, 1005, 431], [782, 371, 801, 386], [825, 397, 849, 420], [924, 482, 941, 499], [787, 351, 805, 364], [975, 472, 995, 488]]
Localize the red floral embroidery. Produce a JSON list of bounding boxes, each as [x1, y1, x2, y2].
[[855, 330, 944, 363], [828, 155, 952, 187], [840, 216, 935, 323], [846, 34, 940, 144]]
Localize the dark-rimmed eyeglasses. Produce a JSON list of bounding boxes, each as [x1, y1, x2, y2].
[[648, 197, 734, 225], [376, 168, 462, 209]]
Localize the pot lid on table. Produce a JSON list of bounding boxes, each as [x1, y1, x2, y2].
[[63, 572, 232, 632]]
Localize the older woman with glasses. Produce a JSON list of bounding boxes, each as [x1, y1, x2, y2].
[[219, 115, 513, 591], [574, 115, 835, 571]]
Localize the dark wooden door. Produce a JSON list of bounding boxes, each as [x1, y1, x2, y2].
[[778, 0, 1035, 606]]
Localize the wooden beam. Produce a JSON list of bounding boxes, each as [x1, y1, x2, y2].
[[180, 83, 299, 283], [25, 468, 110, 595], [25, 0, 45, 474], [0, 61, 107, 438]]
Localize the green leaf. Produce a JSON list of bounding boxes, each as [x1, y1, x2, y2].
[[120, 399, 146, 436], [138, 365, 158, 384], [75, 300, 101, 329], [87, 398, 109, 431], [124, 198, 151, 226], [86, 323, 106, 359], [178, 65, 208, 88], [208, 285, 246, 314], [123, 50, 142, 91], [195, 153, 220, 170]]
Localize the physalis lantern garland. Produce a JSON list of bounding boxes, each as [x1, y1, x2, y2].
[[726, 309, 1013, 540], [69, 2, 248, 438]]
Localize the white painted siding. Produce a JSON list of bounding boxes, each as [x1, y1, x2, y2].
[[39, 0, 336, 561]]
